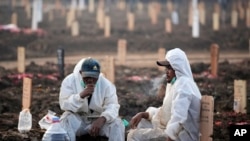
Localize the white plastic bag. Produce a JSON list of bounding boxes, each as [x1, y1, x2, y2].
[[38, 110, 56, 130]]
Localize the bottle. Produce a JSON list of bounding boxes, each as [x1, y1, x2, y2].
[[42, 116, 70, 141], [18, 108, 32, 133]]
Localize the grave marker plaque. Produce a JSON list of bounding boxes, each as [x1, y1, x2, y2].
[[200, 95, 214, 141], [104, 16, 110, 37], [22, 77, 32, 110], [17, 47, 25, 73], [234, 80, 247, 113], [117, 39, 127, 65], [57, 48, 65, 79], [210, 44, 219, 77]]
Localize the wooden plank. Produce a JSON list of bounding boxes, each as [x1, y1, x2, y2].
[[234, 80, 247, 113], [200, 95, 214, 141], [17, 47, 25, 73], [22, 77, 32, 110]]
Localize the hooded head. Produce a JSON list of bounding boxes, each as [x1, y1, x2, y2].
[[156, 48, 193, 79], [80, 57, 101, 78]]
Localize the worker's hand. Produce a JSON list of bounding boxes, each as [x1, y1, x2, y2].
[[129, 112, 148, 129], [89, 117, 106, 137], [80, 84, 95, 98]]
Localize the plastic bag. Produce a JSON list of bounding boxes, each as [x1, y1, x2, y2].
[[38, 110, 57, 130]]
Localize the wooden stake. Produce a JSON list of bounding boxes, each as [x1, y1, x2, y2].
[[231, 10, 238, 28], [22, 77, 32, 110], [104, 16, 111, 37], [17, 47, 25, 73], [128, 12, 135, 31], [200, 95, 214, 141], [165, 18, 172, 33], [117, 39, 127, 65], [102, 56, 115, 83], [198, 1, 206, 25], [71, 21, 79, 36], [11, 12, 18, 26], [88, 0, 95, 13], [213, 12, 219, 31], [158, 47, 166, 71], [234, 80, 247, 113], [210, 44, 219, 77]]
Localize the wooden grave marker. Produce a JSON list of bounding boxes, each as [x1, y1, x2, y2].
[[102, 56, 115, 84], [198, 1, 206, 25], [128, 12, 135, 31], [104, 16, 111, 37], [22, 77, 32, 110], [17, 47, 25, 73], [137, 1, 143, 13], [210, 44, 219, 77], [71, 20, 79, 36], [88, 0, 95, 13], [165, 18, 172, 33], [200, 95, 214, 141], [67, 8, 76, 28], [149, 4, 157, 25], [25, 2, 31, 19], [117, 39, 127, 65], [238, 1, 245, 20], [96, 8, 104, 29], [11, 12, 18, 26], [166, 0, 173, 13], [234, 80, 247, 113], [118, 0, 126, 11], [158, 47, 166, 71], [213, 12, 219, 31], [231, 10, 238, 28]]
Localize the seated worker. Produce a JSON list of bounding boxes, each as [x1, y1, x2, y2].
[[127, 48, 202, 141], [59, 57, 125, 141]]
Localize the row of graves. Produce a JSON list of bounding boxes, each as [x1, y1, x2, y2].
[[13, 41, 250, 140], [1, 0, 250, 37]]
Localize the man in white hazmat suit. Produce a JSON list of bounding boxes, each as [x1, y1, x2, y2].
[[59, 57, 125, 141], [127, 48, 201, 141]]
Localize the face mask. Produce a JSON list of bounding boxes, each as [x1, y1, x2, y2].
[[80, 80, 98, 88], [171, 77, 176, 84], [80, 80, 86, 88]]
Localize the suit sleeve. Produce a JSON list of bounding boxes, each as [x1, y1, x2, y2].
[[59, 75, 87, 112]]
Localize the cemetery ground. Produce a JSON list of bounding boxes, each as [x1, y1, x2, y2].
[[1, 0, 250, 141]]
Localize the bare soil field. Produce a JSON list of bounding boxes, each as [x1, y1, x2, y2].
[[0, 0, 250, 141]]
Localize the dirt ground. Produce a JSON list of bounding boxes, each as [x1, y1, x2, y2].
[[0, 0, 250, 141]]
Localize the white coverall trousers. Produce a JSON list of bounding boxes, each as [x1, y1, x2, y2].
[[60, 112, 125, 141]]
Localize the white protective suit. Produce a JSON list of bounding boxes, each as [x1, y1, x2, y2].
[[127, 48, 202, 141], [59, 58, 125, 141]]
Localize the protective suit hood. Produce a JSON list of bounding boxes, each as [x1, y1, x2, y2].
[[166, 48, 193, 79]]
